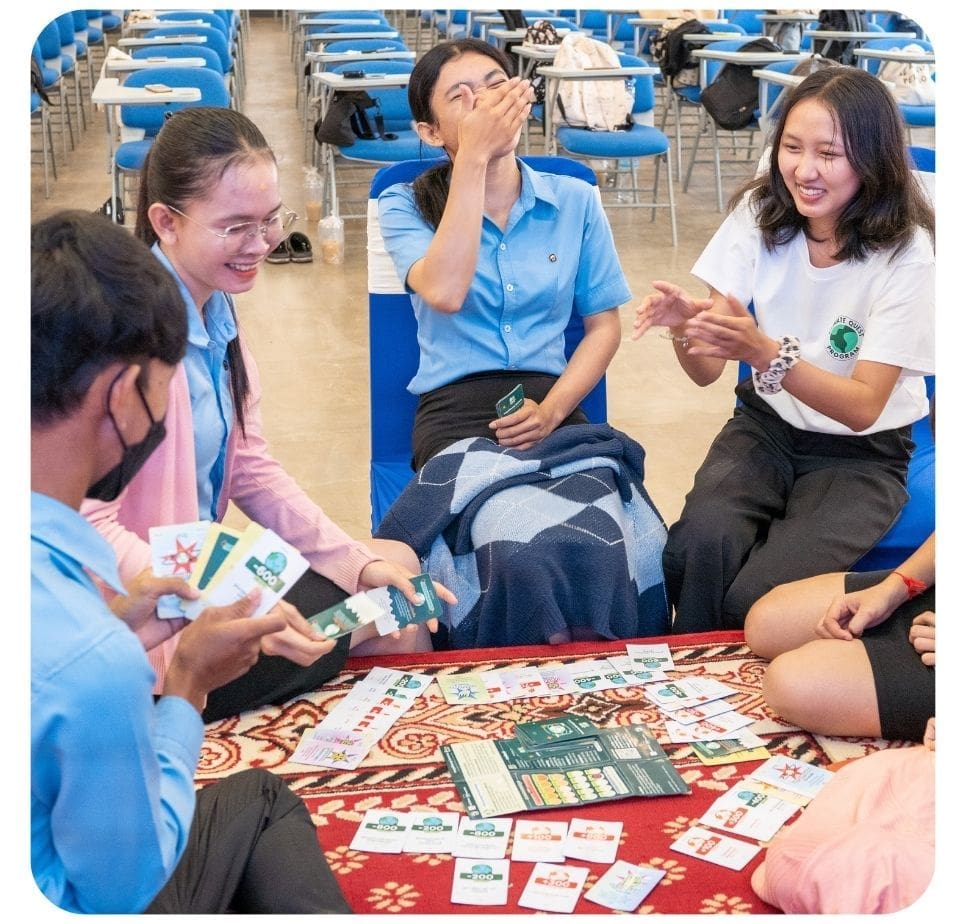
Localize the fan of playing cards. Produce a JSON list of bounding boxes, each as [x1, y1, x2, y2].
[[149, 519, 442, 635]]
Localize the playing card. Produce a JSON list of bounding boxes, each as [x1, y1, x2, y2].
[[747, 756, 834, 801], [495, 383, 525, 418], [290, 727, 369, 770], [451, 858, 510, 905], [510, 819, 568, 862], [368, 573, 443, 635], [349, 809, 411, 853], [518, 862, 589, 913], [669, 825, 761, 870], [625, 641, 675, 671], [564, 817, 622, 864], [452, 816, 513, 859], [665, 711, 754, 743], [403, 811, 460, 854], [606, 654, 667, 685], [699, 784, 801, 842], [307, 590, 385, 640], [437, 673, 491, 705], [691, 731, 770, 766], [585, 860, 666, 912], [148, 520, 211, 618], [515, 715, 599, 749]]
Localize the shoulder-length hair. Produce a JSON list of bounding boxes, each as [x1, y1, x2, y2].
[[731, 67, 934, 262]]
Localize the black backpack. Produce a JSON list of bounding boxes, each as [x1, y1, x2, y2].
[[698, 37, 783, 131], [313, 90, 396, 147], [817, 9, 869, 65], [653, 18, 711, 88]]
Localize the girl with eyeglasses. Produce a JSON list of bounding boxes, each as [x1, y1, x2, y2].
[[82, 107, 454, 722]]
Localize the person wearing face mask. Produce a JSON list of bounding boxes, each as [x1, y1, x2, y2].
[[31, 210, 352, 914], [81, 107, 455, 722]]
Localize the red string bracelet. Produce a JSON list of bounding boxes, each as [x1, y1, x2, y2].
[[892, 570, 928, 599]]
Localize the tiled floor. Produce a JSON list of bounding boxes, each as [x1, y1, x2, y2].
[[29, 11, 936, 544]]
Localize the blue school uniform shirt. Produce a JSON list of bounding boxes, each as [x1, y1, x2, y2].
[[152, 244, 235, 521], [31, 492, 202, 913], [378, 160, 632, 395]]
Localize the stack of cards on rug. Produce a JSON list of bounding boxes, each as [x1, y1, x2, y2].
[[451, 859, 511, 906], [518, 863, 589, 913], [148, 520, 211, 618], [691, 731, 771, 766], [291, 667, 433, 770], [698, 782, 801, 842], [307, 573, 442, 640], [584, 860, 666, 912]]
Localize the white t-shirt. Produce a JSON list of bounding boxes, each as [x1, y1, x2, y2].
[[692, 200, 934, 435]]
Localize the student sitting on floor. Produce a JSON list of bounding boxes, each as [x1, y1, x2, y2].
[[632, 67, 934, 633], [31, 210, 350, 914], [375, 39, 669, 648]]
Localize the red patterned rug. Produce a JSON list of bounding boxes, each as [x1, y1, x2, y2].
[[200, 631, 900, 915]]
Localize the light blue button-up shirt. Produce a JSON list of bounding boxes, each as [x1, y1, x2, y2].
[[378, 160, 632, 395], [31, 492, 202, 912], [152, 244, 235, 521]]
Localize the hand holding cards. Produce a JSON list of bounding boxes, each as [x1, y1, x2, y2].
[[307, 573, 443, 640], [495, 383, 525, 418]]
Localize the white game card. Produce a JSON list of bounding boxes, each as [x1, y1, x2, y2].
[[148, 520, 211, 618], [348, 809, 411, 853], [510, 819, 568, 862], [518, 862, 589, 913], [585, 860, 666, 912], [452, 816, 513, 859], [748, 756, 834, 801], [606, 654, 667, 685], [670, 825, 761, 870], [403, 811, 461, 854], [699, 785, 801, 842], [451, 858, 510, 906], [290, 727, 369, 770], [661, 698, 735, 725], [643, 677, 736, 711], [665, 711, 755, 743], [626, 642, 675, 671], [564, 818, 622, 864]]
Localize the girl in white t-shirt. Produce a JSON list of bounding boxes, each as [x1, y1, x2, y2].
[[632, 67, 935, 632]]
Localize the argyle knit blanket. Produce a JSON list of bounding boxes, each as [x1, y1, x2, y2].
[[375, 423, 670, 648]]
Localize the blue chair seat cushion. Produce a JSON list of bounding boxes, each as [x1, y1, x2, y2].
[[338, 132, 443, 163], [556, 123, 669, 158], [115, 138, 155, 171]]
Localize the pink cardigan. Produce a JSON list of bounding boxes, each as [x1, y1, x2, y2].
[[81, 335, 378, 689]]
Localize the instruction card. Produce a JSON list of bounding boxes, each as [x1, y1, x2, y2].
[[584, 860, 666, 912], [441, 722, 689, 819]]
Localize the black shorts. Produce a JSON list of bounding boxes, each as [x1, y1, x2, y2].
[[846, 569, 935, 742]]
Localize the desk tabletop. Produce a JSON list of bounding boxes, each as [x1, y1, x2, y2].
[[853, 47, 935, 63], [684, 32, 764, 44], [91, 77, 202, 105], [105, 56, 209, 72], [118, 35, 207, 47], [305, 50, 415, 65], [124, 19, 206, 32], [537, 65, 659, 79], [313, 72, 411, 90], [512, 44, 563, 61], [757, 13, 819, 23], [298, 17, 385, 27], [751, 68, 805, 88], [311, 31, 399, 43], [691, 48, 810, 65], [807, 29, 916, 41]]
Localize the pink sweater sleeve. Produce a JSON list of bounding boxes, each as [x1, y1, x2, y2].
[[220, 336, 379, 594]]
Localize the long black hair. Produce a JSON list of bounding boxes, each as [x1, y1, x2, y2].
[[408, 39, 515, 229], [732, 67, 934, 262], [136, 107, 276, 434]]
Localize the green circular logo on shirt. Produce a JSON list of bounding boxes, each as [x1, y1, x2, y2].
[[826, 316, 864, 360]]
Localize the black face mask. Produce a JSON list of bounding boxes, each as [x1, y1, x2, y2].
[[86, 373, 167, 503]]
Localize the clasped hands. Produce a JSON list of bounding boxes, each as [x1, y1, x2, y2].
[[632, 280, 777, 369]]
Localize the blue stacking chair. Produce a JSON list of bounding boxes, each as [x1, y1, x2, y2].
[[553, 53, 677, 244], [857, 38, 935, 144], [365, 156, 608, 530]]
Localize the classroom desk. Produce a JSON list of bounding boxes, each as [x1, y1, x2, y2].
[[90, 76, 202, 222], [690, 47, 810, 89], [104, 56, 209, 75], [487, 27, 528, 50], [311, 71, 412, 217], [511, 43, 562, 78], [684, 32, 765, 46], [124, 19, 206, 32], [756, 13, 819, 25], [853, 47, 935, 68], [472, 14, 506, 43], [806, 29, 916, 56], [752, 67, 805, 135], [535, 64, 658, 155], [118, 34, 208, 49]]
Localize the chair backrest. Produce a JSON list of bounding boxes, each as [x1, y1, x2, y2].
[[701, 37, 764, 86], [54, 13, 77, 50], [132, 43, 225, 74], [725, 9, 766, 34], [157, 10, 230, 37], [318, 22, 398, 34], [332, 60, 415, 130], [36, 21, 63, 69], [616, 52, 656, 114], [120, 66, 231, 133], [146, 25, 233, 72], [366, 156, 605, 528]]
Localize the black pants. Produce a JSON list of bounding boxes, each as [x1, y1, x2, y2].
[[202, 569, 352, 722], [146, 769, 351, 914], [412, 370, 590, 470], [665, 381, 913, 632]]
